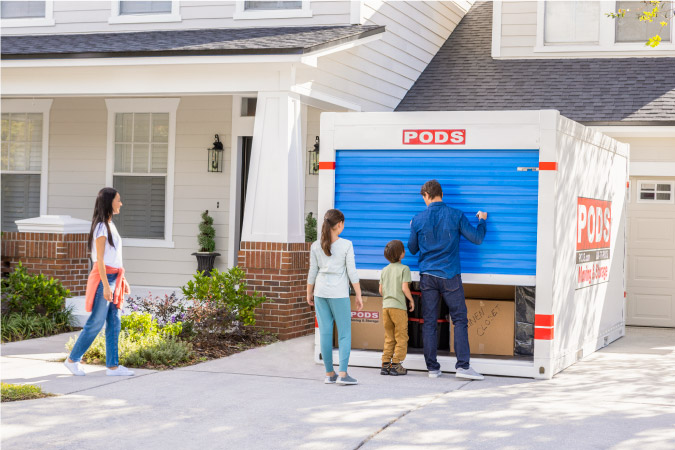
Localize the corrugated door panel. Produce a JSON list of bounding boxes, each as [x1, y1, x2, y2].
[[334, 149, 539, 276]]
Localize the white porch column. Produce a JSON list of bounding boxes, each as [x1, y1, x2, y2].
[[240, 91, 305, 243]]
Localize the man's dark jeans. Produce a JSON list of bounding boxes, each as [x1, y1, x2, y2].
[[421, 274, 470, 370]]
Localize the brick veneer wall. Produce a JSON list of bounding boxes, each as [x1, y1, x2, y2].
[[1, 232, 90, 296], [238, 241, 314, 340]]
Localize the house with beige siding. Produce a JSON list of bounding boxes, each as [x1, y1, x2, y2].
[[1, 0, 473, 333], [397, 0, 675, 328]]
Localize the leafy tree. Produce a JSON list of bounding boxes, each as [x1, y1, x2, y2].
[[305, 212, 317, 242], [198, 210, 216, 252], [607, 0, 674, 47]]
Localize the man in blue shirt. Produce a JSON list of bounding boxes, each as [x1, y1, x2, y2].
[[408, 179, 487, 380]]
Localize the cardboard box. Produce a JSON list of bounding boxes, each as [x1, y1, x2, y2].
[[333, 296, 385, 351], [451, 299, 515, 356]]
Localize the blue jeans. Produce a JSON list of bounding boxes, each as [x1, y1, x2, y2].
[[69, 274, 121, 368], [314, 296, 351, 373], [421, 274, 470, 370]]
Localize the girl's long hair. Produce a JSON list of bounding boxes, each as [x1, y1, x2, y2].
[[88, 187, 118, 251], [320, 209, 345, 257]]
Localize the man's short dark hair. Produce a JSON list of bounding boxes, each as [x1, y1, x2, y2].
[[421, 180, 443, 199], [384, 240, 405, 263]]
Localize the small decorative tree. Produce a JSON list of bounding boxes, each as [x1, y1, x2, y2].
[[305, 212, 317, 243], [198, 210, 216, 253]]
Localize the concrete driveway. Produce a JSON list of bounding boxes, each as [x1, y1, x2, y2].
[[1, 326, 674, 450]]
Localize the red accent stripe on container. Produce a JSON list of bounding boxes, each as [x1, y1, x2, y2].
[[626, 181, 630, 188], [319, 161, 336, 170], [539, 162, 558, 171], [408, 318, 449, 323], [535, 314, 554, 327], [315, 317, 318, 328], [624, 291, 627, 298], [534, 327, 554, 340]]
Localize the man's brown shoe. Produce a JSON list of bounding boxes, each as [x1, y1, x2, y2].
[[380, 362, 391, 375], [389, 363, 407, 376]]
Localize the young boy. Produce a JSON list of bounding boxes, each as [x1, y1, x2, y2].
[[379, 239, 415, 376]]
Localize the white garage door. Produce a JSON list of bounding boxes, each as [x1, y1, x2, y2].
[[626, 178, 675, 327]]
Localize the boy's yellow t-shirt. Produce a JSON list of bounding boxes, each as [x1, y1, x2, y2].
[[380, 262, 412, 310]]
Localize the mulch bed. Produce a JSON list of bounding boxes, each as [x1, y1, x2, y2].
[[188, 329, 278, 360]]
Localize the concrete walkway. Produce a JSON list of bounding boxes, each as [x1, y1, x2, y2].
[[1, 327, 674, 450]]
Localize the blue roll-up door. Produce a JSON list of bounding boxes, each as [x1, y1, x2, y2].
[[334, 149, 539, 277]]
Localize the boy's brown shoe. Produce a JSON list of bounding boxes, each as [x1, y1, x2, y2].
[[389, 363, 407, 376], [380, 362, 391, 375]]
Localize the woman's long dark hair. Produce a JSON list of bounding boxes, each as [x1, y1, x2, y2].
[[88, 187, 118, 251], [320, 209, 345, 257]]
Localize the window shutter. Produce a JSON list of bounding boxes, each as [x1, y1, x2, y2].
[[113, 176, 165, 239], [1, 174, 40, 231]]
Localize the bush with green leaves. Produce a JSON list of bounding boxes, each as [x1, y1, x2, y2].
[[1, 309, 74, 343], [305, 212, 317, 242], [1, 262, 70, 315], [65, 312, 192, 368], [198, 210, 216, 252], [181, 266, 266, 333]]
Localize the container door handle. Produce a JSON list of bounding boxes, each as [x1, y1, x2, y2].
[[517, 167, 539, 172]]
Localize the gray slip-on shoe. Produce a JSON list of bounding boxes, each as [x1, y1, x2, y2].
[[324, 374, 339, 384], [456, 366, 484, 381], [336, 374, 358, 385], [428, 369, 442, 378]]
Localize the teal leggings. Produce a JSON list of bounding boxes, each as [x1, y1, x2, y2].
[[315, 296, 351, 373]]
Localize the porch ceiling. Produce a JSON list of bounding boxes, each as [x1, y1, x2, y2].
[[1, 25, 384, 60]]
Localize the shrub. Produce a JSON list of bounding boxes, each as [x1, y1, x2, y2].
[[181, 266, 266, 333], [1, 383, 53, 402], [305, 212, 317, 242], [198, 210, 216, 252], [1, 263, 70, 316], [65, 312, 193, 368], [1, 310, 74, 343], [124, 293, 187, 327]]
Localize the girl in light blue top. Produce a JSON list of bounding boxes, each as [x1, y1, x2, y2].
[[307, 209, 363, 385]]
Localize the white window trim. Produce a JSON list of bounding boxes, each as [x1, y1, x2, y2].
[[234, 0, 312, 20], [0, 0, 55, 28], [105, 98, 180, 248], [535, 0, 675, 54], [109, 0, 181, 24], [1, 99, 53, 217], [636, 179, 675, 204]]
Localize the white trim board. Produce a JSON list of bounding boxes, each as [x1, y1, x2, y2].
[[491, 0, 502, 58], [1, 98, 54, 217], [631, 163, 675, 177], [104, 98, 180, 248]]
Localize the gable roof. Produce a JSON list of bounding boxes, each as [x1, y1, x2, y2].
[[396, 1, 675, 124], [1, 25, 384, 60]]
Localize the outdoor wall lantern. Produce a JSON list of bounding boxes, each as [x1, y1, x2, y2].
[[208, 134, 224, 173], [308, 136, 320, 175]]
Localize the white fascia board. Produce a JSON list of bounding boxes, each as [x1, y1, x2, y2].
[[291, 83, 362, 112], [589, 126, 675, 138], [491, 1, 502, 58], [0, 54, 307, 69], [630, 162, 675, 176], [300, 33, 383, 67]]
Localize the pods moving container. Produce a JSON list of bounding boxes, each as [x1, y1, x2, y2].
[[314, 111, 629, 380]]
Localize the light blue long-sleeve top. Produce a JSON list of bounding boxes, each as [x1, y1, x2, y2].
[[307, 238, 360, 298]]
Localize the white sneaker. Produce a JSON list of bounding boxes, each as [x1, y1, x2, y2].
[[106, 365, 135, 376], [64, 360, 86, 376], [428, 369, 442, 378], [456, 366, 484, 381]]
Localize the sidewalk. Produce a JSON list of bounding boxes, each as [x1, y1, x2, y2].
[[2, 326, 674, 450]]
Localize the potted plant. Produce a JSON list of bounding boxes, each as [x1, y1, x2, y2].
[[192, 210, 220, 275]]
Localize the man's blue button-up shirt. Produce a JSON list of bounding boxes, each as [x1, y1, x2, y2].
[[408, 201, 486, 279]]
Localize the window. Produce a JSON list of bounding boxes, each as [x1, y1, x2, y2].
[[544, 0, 601, 45], [616, 1, 672, 43], [0, 100, 52, 232], [234, 0, 311, 19], [105, 99, 179, 247], [0, 0, 54, 27], [241, 98, 257, 117], [109, 0, 180, 24], [244, 1, 302, 10], [0, 1, 46, 18], [119, 1, 172, 15], [638, 180, 674, 203]]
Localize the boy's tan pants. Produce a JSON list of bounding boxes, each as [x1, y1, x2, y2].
[[382, 308, 408, 364]]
